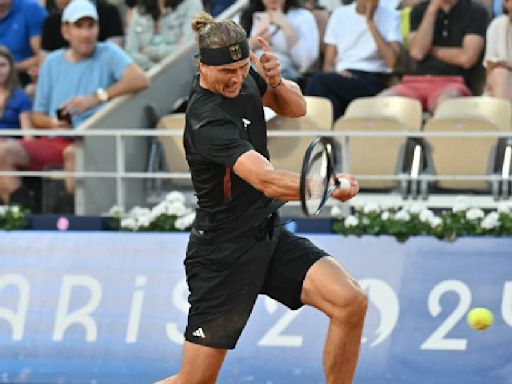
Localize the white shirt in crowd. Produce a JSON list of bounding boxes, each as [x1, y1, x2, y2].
[[324, 2, 401, 73], [251, 8, 319, 75], [484, 15, 512, 67]]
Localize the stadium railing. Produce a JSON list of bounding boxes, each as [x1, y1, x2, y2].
[[1, 128, 511, 216]]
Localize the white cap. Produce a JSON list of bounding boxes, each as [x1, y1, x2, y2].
[[62, 0, 98, 24]]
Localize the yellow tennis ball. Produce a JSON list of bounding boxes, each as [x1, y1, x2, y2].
[[467, 307, 494, 330]]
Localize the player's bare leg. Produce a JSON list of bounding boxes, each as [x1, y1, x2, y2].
[[301, 256, 368, 384], [154, 341, 227, 384], [152, 375, 177, 384]]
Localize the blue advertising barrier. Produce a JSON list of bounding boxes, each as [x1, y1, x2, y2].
[[0, 232, 511, 383]]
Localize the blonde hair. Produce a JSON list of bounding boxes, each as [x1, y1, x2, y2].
[[191, 12, 247, 49]]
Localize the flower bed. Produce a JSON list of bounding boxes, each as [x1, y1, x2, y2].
[[111, 191, 195, 232], [0, 205, 30, 230], [331, 196, 512, 242]]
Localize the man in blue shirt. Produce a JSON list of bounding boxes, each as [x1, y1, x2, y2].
[[0, 0, 47, 85], [0, 0, 149, 210]]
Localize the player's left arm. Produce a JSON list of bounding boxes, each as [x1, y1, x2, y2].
[[250, 37, 306, 118]]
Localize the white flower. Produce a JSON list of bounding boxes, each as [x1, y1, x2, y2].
[[165, 191, 186, 204], [150, 201, 168, 219], [136, 213, 152, 227], [466, 208, 484, 221], [330, 205, 343, 218], [363, 202, 380, 214], [497, 202, 512, 214], [107, 205, 123, 217], [381, 211, 391, 221], [166, 201, 187, 217], [408, 203, 425, 215], [429, 216, 442, 228], [481, 212, 500, 230], [175, 211, 196, 230], [0, 205, 7, 216], [394, 209, 410, 221], [419, 209, 435, 223], [9, 205, 21, 218], [128, 206, 151, 218], [380, 200, 399, 211], [121, 217, 138, 230], [344, 215, 359, 227], [452, 196, 471, 212]]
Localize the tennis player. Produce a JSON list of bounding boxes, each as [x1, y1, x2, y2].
[[154, 12, 367, 384]]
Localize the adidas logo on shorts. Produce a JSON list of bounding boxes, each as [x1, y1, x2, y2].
[[192, 327, 206, 338]]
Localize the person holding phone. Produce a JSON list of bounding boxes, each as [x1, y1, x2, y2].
[[483, 0, 512, 101], [239, 0, 319, 81], [0, 0, 149, 211]]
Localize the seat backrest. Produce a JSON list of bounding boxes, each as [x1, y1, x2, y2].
[[423, 96, 512, 190], [156, 113, 189, 185], [267, 96, 333, 172], [433, 96, 511, 131], [333, 96, 422, 189]]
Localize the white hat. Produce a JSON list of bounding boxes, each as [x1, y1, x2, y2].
[[62, 0, 99, 23]]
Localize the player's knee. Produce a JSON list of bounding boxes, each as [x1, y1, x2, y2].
[[331, 285, 368, 327]]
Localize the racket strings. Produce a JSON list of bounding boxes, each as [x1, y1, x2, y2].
[[305, 147, 328, 213]]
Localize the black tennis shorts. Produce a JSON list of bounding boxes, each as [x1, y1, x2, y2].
[[183, 213, 329, 349]]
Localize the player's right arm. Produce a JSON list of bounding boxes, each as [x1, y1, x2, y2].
[[232, 149, 358, 202]]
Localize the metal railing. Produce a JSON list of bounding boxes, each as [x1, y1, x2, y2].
[[1, 128, 511, 214]]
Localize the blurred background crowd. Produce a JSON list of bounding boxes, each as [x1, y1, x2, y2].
[[0, 0, 509, 214]]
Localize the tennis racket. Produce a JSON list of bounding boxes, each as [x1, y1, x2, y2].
[[300, 137, 350, 217]]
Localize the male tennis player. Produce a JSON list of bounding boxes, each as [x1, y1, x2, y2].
[[154, 12, 367, 384]]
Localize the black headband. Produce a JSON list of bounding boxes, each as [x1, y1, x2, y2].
[[199, 40, 249, 66]]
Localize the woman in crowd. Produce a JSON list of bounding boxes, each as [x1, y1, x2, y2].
[[0, 46, 32, 137], [239, 0, 319, 81], [125, 0, 203, 70], [484, 0, 512, 101]]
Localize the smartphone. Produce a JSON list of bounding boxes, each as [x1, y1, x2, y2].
[[56, 107, 72, 125], [252, 12, 270, 36]]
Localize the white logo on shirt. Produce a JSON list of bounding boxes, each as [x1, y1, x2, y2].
[[242, 118, 251, 128]]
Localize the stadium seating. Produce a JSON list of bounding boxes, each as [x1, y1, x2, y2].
[[267, 96, 333, 173], [156, 113, 189, 186], [422, 96, 511, 196], [333, 96, 423, 191]]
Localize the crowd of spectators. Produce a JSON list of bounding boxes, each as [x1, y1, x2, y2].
[[0, 0, 510, 212]]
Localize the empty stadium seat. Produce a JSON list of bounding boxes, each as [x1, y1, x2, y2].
[[333, 96, 422, 189], [267, 96, 333, 173], [422, 96, 511, 193], [156, 113, 189, 186]]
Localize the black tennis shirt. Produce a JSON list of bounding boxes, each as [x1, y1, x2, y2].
[[184, 67, 284, 239], [410, 0, 488, 82]]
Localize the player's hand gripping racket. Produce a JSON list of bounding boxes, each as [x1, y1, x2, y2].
[[300, 137, 350, 216]]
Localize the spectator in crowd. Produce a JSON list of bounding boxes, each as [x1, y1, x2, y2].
[[41, 0, 124, 52], [380, 0, 488, 112], [0, 0, 149, 209], [302, 0, 330, 64], [125, 0, 203, 70], [0, 0, 47, 87], [206, 0, 236, 16], [239, 0, 319, 82], [0, 46, 32, 136], [483, 0, 512, 101], [480, 0, 504, 18], [125, 0, 136, 25], [305, 0, 401, 120]]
